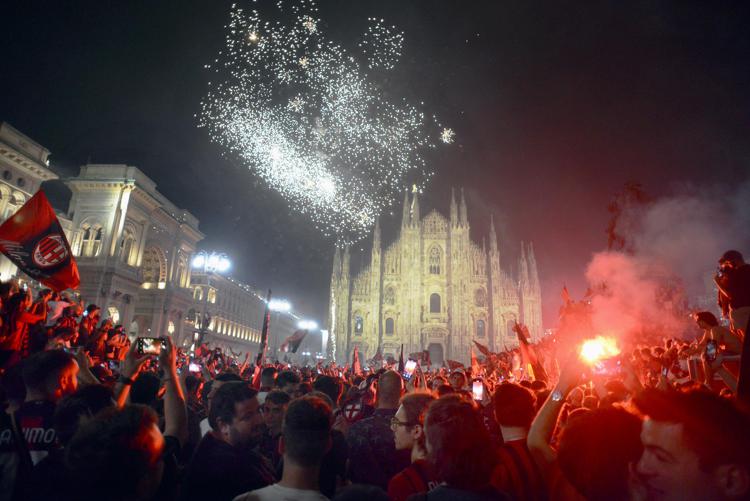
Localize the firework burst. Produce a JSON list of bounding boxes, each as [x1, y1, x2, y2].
[[199, 0, 449, 242]]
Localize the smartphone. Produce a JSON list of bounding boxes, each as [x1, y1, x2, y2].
[[402, 360, 417, 380], [108, 360, 119, 371], [137, 337, 163, 355], [21, 283, 28, 292], [592, 356, 622, 376], [705, 340, 718, 362], [82, 310, 89, 317], [472, 380, 484, 401], [661, 366, 669, 377], [189, 362, 201, 373]]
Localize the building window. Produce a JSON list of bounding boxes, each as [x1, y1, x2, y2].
[[477, 319, 485, 338], [142, 247, 167, 284], [120, 230, 136, 264], [384, 287, 395, 305], [193, 287, 203, 301], [429, 246, 441, 274], [429, 293, 441, 313], [81, 224, 104, 257], [208, 288, 217, 304], [354, 316, 363, 336], [475, 288, 486, 307], [385, 317, 394, 336]]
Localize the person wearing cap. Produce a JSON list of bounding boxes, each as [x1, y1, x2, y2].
[[715, 250, 750, 339]]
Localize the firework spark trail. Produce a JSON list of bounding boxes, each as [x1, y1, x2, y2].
[[199, 0, 448, 242]]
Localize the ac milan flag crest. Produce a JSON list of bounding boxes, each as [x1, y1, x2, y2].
[[0, 190, 79, 291]]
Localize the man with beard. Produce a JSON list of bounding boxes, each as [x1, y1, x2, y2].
[[183, 382, 275, 501]]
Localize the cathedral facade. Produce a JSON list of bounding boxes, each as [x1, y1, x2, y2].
[[327, 189, 542, 366]]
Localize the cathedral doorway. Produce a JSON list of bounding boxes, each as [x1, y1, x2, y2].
[[427, 343, 444, 367]]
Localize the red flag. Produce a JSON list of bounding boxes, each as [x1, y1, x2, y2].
[[473, 340, 492, 358], [0, 191, 79, 291], [513, 322, 548, 384], [446, 359, 464, 371], [352, 345, 362, 375], [471, 347, 480, 374]]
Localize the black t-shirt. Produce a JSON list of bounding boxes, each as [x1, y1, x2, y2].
[[15, 400, 58, 465], [183, 433, 274, 501], [725, 264, 750, 309]]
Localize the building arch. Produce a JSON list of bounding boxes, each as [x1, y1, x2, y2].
[[142, 246, 167, 285]]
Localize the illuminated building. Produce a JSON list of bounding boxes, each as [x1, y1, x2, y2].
[[328, 189, 543, 365]]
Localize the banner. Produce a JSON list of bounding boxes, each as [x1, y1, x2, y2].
[[0, 190, 79, 291]]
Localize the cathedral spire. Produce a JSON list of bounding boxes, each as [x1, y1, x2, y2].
[[332, 246, 341, 278], [489, 214, 498, 254], [401, 190, 410, 228], [373, 217, 381, 249], [527, 241, 540, 291], [411, 187, 420, 225], [459, 188, 468, 226], [342, 244, 351, 277], [518, 241, 530, 287], [450, 187, 458, 225]]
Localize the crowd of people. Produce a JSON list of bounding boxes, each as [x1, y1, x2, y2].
[[0, 249, 748, 500]]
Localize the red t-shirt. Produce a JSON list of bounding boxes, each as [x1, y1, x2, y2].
[[490, 439, 547, 501], [388, 459, 440, 501]]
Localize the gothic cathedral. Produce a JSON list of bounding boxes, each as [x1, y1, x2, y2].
[[327, 189, 542, 366]]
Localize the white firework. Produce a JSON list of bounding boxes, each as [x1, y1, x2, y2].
[[440, 128, 456, 144], [199, 0, 446, 242]]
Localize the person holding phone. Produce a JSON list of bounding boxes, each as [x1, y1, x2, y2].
[[692, 311, 741, 390]]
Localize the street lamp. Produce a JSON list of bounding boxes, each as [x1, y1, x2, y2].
[[297, 320, 318, 330], [268, 299, 291, 312], [191, 251, 232, 352]]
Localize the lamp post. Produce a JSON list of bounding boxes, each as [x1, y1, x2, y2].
[[191, 251, 231, 353]]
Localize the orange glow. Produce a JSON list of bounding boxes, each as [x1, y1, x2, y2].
[[580, 336, 620, 365]]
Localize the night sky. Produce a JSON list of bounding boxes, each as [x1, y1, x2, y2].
[[3, 1, 749, 327]]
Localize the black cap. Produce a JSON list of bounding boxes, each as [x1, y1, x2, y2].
[[86, 304, 100, 313], [719, 250, 743, 263]]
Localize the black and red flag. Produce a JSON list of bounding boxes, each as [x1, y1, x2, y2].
[[0, 190, 79, 291], [280, 329, 308, 353], [255, 289, 272, 367]]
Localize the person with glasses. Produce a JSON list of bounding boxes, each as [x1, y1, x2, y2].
[[388, 393, 438, 501]]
